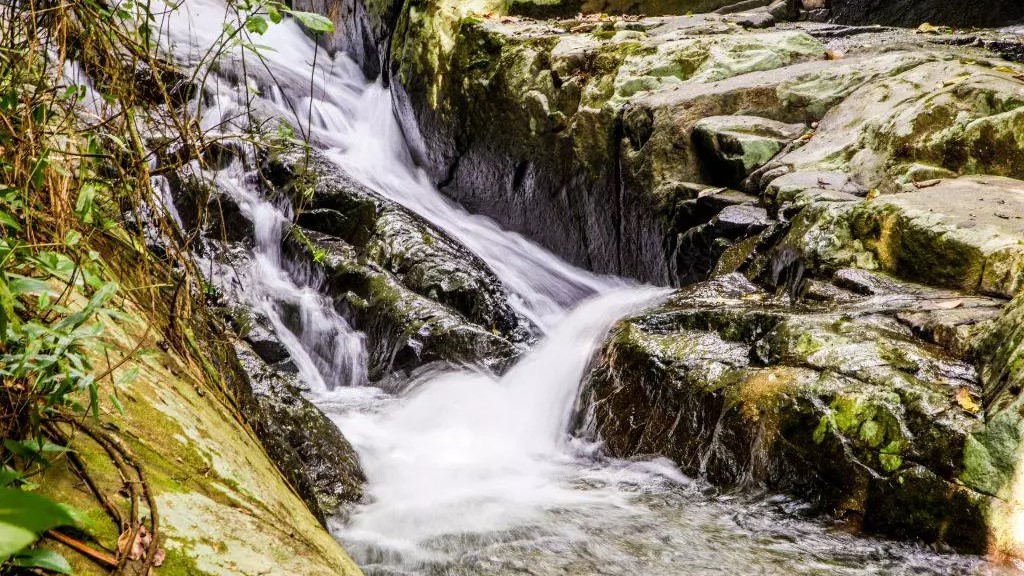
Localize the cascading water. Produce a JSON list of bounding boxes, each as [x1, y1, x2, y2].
[[155, 2, 1014, 574]]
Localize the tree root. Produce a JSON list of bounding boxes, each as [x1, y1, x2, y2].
[[47, 414, 163, 575]]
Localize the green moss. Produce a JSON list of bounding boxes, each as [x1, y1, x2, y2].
[[960, 411, 1024, 497]]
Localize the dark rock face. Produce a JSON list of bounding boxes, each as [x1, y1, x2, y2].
[[390, 14, 827, 284], [828, 0, 1024, 28], [289, 0, 402, 79], [235, 343, 366, 522]]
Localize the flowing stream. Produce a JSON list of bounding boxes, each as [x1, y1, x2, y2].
[[156, 3, 1015, 574]]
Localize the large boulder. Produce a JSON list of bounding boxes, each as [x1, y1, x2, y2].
[[760, 60, 1024, 194], [234, 343, 365, 522], [285, 230, 523, 378], [579, 273, 1013, 552], [509, 0, 742, 18], [391, 8, 829, 283], [37, 275, 364, 576]]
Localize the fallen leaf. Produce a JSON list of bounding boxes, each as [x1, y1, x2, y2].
[[994, 65, 1019, 75], [917, 22, 938, 34], [956, 388, 981, 414], [943, 74, 970, 86], [912, 179, 941, 189], [866, 189, 880, 200], [117, 524, 164, 566], [933, 299, 963, 309]]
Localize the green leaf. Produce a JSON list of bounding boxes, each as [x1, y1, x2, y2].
[[245, 15, 268, 34], [0, 209, 21, 231], [0, 488, 76, 559], [110, 391, 126, 414], [0, 278, 16, 336], [267, 4, 282, 23], [12, 548, 73, 574], [90, 282, 118, 307], [0, 467, 21, 488], [3, 439, 68, 461], [75, 182, 100, 224], [8, 276, 54, 297], [64, 230, 82, 247], [287, 10, 334, 33], [0, 524, 36, 560]]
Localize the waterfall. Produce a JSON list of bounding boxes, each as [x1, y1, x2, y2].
[[150, 3, 1003, 574]]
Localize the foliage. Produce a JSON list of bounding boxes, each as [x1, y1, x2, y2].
[[240, 0, 336, 38], [0, 488, 77, 571], [0, 0, 335, 570]]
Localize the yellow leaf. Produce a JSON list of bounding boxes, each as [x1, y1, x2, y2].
[[956, 388, 981, 414], [994, 65, 1019, 75], [866, 189, 880, 200], [917, 22, 938, 33]]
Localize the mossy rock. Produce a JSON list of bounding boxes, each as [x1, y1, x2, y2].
[[578, 274, 1008, 552], [35, 292, 363, 576]]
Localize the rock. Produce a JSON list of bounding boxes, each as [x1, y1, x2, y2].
[[392, 10, 828, 284], [781, 176, 1024, 299], [579, 274, 1000, 552], [828, 0, 1024, 28], [692, 115, 806, 186], [235, 343, 366, 522], [288, 0, 396, 78], [38, 277, 363, 576], [241, 312, 293, 365], [768, 0, 797, 21], [286, 230, 523, 378], [765, 60, 1024, 193], [731, 11, 776, 29], [714, 0, 771, 14], [671, 204, 774, 284], [508, 0, 741, 18], [619, 47, 936, 282], [264, 142, 527, 338]]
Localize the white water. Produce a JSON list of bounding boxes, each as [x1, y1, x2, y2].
[[153, 3, 1012, 574]]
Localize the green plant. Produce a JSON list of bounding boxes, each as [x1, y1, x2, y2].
[[0, 0, 337, 570], [0, 488, 77, 574]]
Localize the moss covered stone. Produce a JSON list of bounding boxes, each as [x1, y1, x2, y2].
[[579, 274, 997, 552]]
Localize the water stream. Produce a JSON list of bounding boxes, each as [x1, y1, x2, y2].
[[156, 3, 1015, 574]]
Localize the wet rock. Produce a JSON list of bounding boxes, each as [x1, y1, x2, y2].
[[237, 310, 293, 365], [288, 0, 397, 79], [264, 142, 527, 337], [692, 115, 805, 186], [391, 7, 828, 283], [671, 204, 773, 284], [767, 0, 798, 21], [508, 0, 740, 18], [234, 343, 366, 522], [286, 231, 522, 378], [579, 274, 998, 552]]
